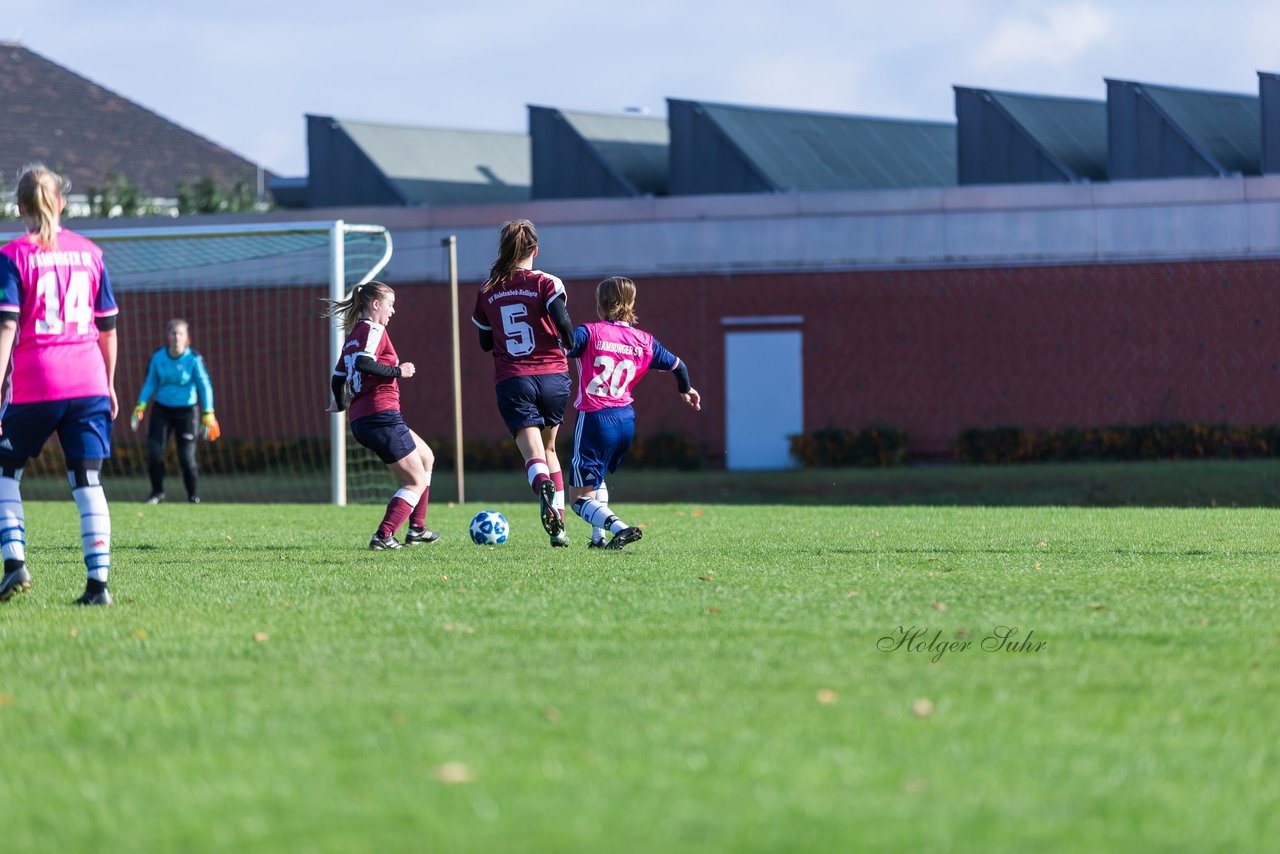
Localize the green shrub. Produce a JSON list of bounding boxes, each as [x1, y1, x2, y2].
[[789, 426, 909, 468], [953, 423, 1280, 463]]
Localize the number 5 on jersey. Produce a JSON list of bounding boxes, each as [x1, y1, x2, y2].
[[500, 304, 535, 357], [35, 269, 93, 335]]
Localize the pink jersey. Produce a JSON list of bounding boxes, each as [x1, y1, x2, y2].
[[572, 321, 675, 413], [0, 229, 119, 403], [471, 269, 568, 384], [334, 320, 400, 421]]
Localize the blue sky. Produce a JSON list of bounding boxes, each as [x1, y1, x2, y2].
[[13, 1, 1280, 177]]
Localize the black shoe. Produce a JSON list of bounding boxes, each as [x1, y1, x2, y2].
[[605, 526, 643, 550], [404, 527, 440, 545], [74, 579, 112, 606], [369, 534, 403, 550], [0, 565, 32, 601], [587, 538, 607, 549], [188, 495, 201, 504], [144, 492, 165, 505], [539, 481, 563, 537], [550, 531, 569, 548]]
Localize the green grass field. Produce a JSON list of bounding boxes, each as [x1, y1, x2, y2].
[[1, 496, 1277, 852]]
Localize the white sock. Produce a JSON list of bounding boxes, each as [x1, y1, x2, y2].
[[393, 488, 421, 506], [70, 476, 111, 583], [574, 497, 627, 534], [0, 473, 26, 566], [592, 483, 609, 542]]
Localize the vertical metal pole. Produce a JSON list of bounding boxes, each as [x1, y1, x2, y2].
[[330, 220, 347, 506], [445, 234, 465, 504]]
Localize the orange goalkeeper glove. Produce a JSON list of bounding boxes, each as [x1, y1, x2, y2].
[[201, 411, 221, 442], [130, 403, 146, 431]]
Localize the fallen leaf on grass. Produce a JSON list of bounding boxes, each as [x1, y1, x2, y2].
[[1090, 603, 1106, 611], [955, 629, 969, 639], [69, 628, 79, 638], [131, 629, 147, 640], [0, 694, 13, 706], [692, 509, 703, 518], [544, 706, 562, 723], [912, 698, 935, 718], [846, 590, 860, 597], [1036, 540, 1047, 548], [816, 689, 838, 705], [389, 711, 406, 726], [435, 762, 475, 784], [707, 607, 721, 615], [253, 632, 269, 643], [1034, 562, 1042, 570], [930, 602, 947, 611], [699, 575, 714, 582]]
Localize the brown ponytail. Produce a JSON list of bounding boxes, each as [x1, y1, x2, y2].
[[320, 281, 395, 331], [482, 219, 538, 292], [16, 164, 67, 250]]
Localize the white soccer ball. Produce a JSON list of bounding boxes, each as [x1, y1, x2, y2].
[[469, 510, 509, 545]]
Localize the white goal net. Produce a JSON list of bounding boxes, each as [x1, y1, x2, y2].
[[0, 220, 394, 504]]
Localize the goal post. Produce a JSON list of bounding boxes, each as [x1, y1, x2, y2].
[[0, 219, 392, 505]]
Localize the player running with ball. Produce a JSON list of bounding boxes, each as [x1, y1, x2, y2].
[[567, 276, 700, 549], [323, 281, 438, 550]]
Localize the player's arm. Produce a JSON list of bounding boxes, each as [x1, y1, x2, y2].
[[548, 293, 573, 345], [96, 322, 119, 420], [0, 255, 20, 432], [651, 338, 701, 411], [329, 372, 350, 412], [353, 354, 402, 378], [472, 315, 494, 352], [565, 325, 590, 359]]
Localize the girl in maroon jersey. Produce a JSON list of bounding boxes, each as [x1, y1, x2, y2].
[[472, 220, 575, 547], [323, 282, 437, 549]]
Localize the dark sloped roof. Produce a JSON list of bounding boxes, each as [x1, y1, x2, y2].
[[327, 117, 530, 205], [556, 109, 668, 195], [1114, 79, 1261, 176], [986, 89, 1108, 180], [0, 43, 262, 198], [675, 99, 956, 191]]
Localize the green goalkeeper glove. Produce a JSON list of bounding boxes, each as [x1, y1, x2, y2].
[[130, 403, 146, 432]]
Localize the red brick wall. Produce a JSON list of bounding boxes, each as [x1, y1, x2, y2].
[[114, 257, 1280, 461]]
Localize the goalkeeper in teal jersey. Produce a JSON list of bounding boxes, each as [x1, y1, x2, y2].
[[131, 319, 220, 504]]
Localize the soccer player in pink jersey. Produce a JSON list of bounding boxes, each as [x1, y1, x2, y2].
[[324, 282, 438, 549], [566, 277, 701, 549], [473, 220, 576, 547], [0, 165, 119, 605]]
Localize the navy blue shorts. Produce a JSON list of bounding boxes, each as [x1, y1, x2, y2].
[[0, 396, 114, 462], [570, 406, 635, 488], [351, 410, 416, 464], [495, 372, 570, 435]]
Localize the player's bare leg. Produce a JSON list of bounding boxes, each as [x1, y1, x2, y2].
[[403, 431, 439, 545], [515, 426, 563, 538], [370, 446, 432, 550], [542, 424, 568, 547]]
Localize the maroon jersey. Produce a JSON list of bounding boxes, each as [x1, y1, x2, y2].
[[334, 319, 400, 421], [471, 268, 568, 384]]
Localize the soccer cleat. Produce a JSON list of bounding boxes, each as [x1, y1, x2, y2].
[[0, 565, 32, 601], [369, 534, 403, 550], [404, 527, 440, 546], [550, 531, 569, 548], [188, 495, 201, 504], [587, 538, 607, 549], [605, 526, 643, 550], [144, 492, 165, 505], [74, 580, 112, 606], [539, 480, 563, 537]]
